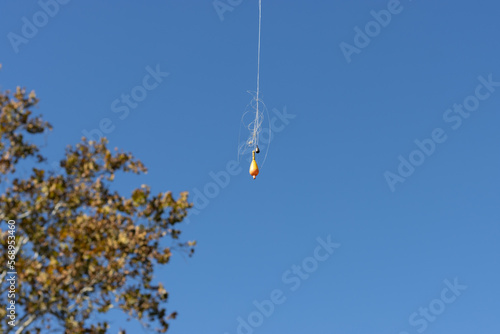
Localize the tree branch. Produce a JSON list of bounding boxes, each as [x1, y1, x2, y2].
[[15, 313, 36, 334]]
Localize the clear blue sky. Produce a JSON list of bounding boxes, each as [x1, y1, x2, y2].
[[1, 1, 499, 333]]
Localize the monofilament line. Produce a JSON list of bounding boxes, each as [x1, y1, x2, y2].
[[252, 0, 262, 149]]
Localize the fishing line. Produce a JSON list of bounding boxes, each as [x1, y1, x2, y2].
[[252, 0, 262, 151]]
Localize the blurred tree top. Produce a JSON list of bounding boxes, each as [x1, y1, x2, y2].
[[0, 76, 195, 333]]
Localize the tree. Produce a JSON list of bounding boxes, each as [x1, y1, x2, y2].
[[0, 78, 195, 333]]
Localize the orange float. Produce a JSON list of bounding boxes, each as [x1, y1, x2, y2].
[[249, 150, 259, 179]]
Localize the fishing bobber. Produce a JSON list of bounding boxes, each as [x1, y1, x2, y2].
[[249, 151, 259, 179]]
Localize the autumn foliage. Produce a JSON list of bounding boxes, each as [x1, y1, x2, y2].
[[0, 82, 194, 333]]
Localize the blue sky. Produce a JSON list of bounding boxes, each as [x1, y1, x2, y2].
[[1, 0, 500, 333]]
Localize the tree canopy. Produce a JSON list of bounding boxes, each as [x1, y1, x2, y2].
[[0, 80, 195, 333]]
